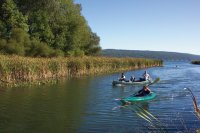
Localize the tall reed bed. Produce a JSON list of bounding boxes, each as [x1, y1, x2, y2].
[[0, 55, 163, 84]]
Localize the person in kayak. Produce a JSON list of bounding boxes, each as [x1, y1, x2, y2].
[[140, 70, 151, 81], [119, 73, 126, 81], [130, 75, 136, 82], [136, 86, 151, 97]]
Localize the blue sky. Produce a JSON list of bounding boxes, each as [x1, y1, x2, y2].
[[75, 0, 200, 55]]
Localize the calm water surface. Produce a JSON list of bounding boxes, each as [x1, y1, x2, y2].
[[0, 61, 200, 133]]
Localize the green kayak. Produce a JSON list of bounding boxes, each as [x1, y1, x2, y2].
[[120, 92, 156, 103]]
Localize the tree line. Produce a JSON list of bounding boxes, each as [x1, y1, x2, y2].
[[0, 0, 101, 57]]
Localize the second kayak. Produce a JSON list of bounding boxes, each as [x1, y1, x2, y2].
[[120, 92, 157, 103]]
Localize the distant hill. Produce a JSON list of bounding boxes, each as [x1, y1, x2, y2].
[[101, 49, 200, 61]]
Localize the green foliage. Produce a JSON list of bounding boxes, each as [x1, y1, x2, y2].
[[67, 48, 85, 57], [51, 49, 65, 57], [0, 0, 101, 57], [6, 39, 25, 55], [0, 28, 31, 56], [28, 10, 54, 45], [84, 32, 101, 55], [0, 39, 7, 53], [0, 20, 7, 38], [1, 0, 28, 33], [27, 39, 53, 57]]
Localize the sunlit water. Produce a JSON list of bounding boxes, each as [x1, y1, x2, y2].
[[0, 61, 200, 133]]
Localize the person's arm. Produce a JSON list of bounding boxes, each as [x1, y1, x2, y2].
[[147, 88, 151, 93], [138, 89, 143, 94]]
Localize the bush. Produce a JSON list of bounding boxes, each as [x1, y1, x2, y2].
[[0, 20, 7, 38], [67, 48, 85, 57], [50, 49, 65, 57], [28, 39, 53, 57], [0, 39, 7, 53], [6, 39, 25, 55]]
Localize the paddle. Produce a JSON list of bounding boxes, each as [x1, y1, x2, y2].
[[147, 77, 160, 86]]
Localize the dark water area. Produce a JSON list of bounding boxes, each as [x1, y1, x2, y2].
[[0, 61, 200, 133]]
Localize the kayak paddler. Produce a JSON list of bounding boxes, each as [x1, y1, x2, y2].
[[136, 86, 151, 97]]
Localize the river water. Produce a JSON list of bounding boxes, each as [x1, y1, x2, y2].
[[0, 61, 200, 133]]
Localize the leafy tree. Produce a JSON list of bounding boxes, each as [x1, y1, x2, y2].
[[28, 10, 54, 45], [1, 0, 28, 35], [10, 28, 31, 54], [27, 38, 53, 57], [0, 0, 101, 57], [0, 20, 6, 38], [84, 32, 101, 55], [0, 28, 31, 56]]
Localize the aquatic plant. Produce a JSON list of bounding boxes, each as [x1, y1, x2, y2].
[[184, 88, 200, 119], [0, 55, 163, 85]]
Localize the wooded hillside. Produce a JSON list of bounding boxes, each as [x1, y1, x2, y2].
[[101, 49, 200, 61]]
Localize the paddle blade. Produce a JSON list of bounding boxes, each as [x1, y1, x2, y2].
[[114, 98, 121, 101], [148, 77, 160, 86]]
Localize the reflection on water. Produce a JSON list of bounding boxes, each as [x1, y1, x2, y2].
[[0, 78, 92, 133], [0, 61, 200, 132]]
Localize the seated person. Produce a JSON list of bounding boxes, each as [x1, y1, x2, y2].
[[136, 86, 151, 97], [119, 73, 126, 81], [130, 75, 136, 82], [140, 70, 151, 81]]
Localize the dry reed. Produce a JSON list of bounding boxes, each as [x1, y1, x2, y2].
[[0, 55, 163, 85]]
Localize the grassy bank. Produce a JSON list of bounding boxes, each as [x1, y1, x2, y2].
[[191, 60, 200, 65], [0, 55, 163, 85]]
